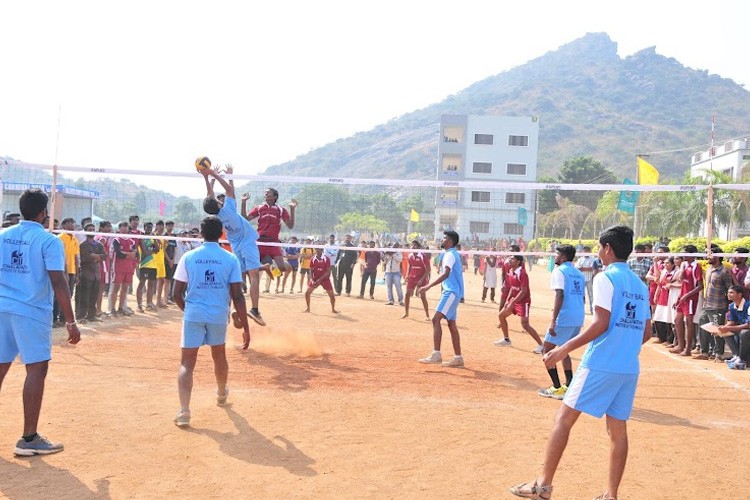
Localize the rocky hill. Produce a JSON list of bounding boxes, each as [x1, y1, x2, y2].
[[261, 32, 750, 182]]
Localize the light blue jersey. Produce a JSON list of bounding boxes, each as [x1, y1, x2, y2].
[[554, 261, 585, 327], [580, 262, 650, 374], [441, 248, 464, 297], [174, 242, 242, 325], [218, 197, 260, 262], [0, 221, 65, 320]]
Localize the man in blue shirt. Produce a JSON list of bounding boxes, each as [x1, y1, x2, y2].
[[511, 226, 651, 500], [172, 216, 250, 427], [538, 244, 586, 400], [718, 285, 750, 369], [0, 189, 81, 456], [200, 166, 265, 326], [418, 230, 465, 368]]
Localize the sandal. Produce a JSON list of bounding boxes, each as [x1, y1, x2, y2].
[[510, 480, 553, 499], [592, 495, 616, 500]]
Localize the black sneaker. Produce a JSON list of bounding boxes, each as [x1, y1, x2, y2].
[[14, 434, 64, 456], [248, 308, 266, 326]]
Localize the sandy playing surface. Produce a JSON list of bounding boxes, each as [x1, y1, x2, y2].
[[1, 263, 749, 499]]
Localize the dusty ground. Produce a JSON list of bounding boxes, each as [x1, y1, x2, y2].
[[1, 262, 749, 499]]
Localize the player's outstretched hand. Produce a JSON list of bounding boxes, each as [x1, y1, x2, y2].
[[289, 198, 298, 209], [241, 192, 250, 202]]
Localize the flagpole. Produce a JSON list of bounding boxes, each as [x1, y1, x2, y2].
[[634, 154, 640, 235]]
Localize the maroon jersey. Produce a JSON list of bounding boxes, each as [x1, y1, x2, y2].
[[248, 203, 290, 241]]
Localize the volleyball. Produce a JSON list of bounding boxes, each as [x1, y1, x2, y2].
[[195, 156, 211, 172]]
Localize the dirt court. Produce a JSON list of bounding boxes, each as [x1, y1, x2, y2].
[[1, 263, 749, 499]]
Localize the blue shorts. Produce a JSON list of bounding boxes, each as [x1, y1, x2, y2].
[[563, 367, 639, 421], [0, 313, 52, 364], [544, 326, 581, 346], [235, 246, 261, 273], [181, 321, 227, 349], [435, 291, 459, 321]]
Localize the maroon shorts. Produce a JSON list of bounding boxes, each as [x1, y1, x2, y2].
[[309, 278, 333, 291], [513, 302, 530, 318], [258, 242, 283, 261], [677, 298, 698, 316], [113, 270, 134, 285], [407, 274, 427, 290]]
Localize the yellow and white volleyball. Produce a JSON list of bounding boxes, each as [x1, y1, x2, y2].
[[195, 156, 211, 172]]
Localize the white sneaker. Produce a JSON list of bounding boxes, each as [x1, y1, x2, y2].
[[442, 356, 464, 368], [419, 351, 442, 364], [174, 410, 191, 427], [493, 338, 512, 346], [726, 355, 740, 364], [533, 345, 544, 354]]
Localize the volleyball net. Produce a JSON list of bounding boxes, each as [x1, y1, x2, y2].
[[2, 159, 749, 257]]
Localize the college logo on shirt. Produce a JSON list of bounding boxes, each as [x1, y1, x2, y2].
[[572, 279, 583, 294], [204, 269, 215, 283], [625, 302, 636, 320], [11, 250, 23, 267], [3, 248, 29, 274]]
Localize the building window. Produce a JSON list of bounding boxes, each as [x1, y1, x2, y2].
[[505, 193, 525, 204], [469, 221, 490, 233], [471, 191, 491, 203], [694, 153, 702, 163], [443, 126, 463, 143], [472, 162, 492, 174], [724, 141, 733, 152], [504, 223, 523, 234], [743, 155, 750, 161], [506, 163, 527, 175], [475, 134, 494, 145], [508, 135, 529, 147]]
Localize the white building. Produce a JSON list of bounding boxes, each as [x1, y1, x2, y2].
[[435, 114, 539, 242], [689, 136, 750, 239], [690, 136, 750, 181]]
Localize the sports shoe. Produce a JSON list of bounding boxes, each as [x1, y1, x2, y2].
[[442, 356, 464, 367], [538, 385, 567, 400], [725, 355, 740, 364], [119, 308, 134, 317], [398, 301, 404, 306], [217, 388, 229, 406], [419, 351, 442, 364], [248, 308, 266, 326], [385, 301, 394, 306], [174, 410, 191, 427], [493, 338, 512, 346], [14, 434, 64, 456], [728, 360, 746, 370], [533, 345, 544, 354], [123, 306, 134, 315]]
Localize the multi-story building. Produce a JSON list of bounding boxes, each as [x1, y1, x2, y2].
[[690, 136, 750, 181], [435, 114, 539, 242], [689, 136, 750, 239]]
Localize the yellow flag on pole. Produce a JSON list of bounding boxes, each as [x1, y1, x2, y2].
[[637, 157, 660, 185], [410, 209, 420, 222]]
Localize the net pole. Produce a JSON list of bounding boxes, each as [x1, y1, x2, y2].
[[706, 184, 714, 254]]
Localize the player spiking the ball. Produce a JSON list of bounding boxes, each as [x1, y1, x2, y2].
[[197, 160, 266, 327]]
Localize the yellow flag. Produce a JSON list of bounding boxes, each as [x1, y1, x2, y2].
[[410, 209, 420, 222], [637, 157, 659, 185]]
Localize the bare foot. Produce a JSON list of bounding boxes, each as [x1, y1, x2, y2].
[[332, 309, 340, 314], [303, 309, 310, 313], [401, 314, 408, 319]]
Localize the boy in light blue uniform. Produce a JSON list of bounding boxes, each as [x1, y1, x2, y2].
[[200, 166, 266, 327], [418, 230, 465, 367], [538, 244, 586, 400], [0, 189, 80, 456], [511, 225, 651, 500], [172, 216, 250, 428]]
